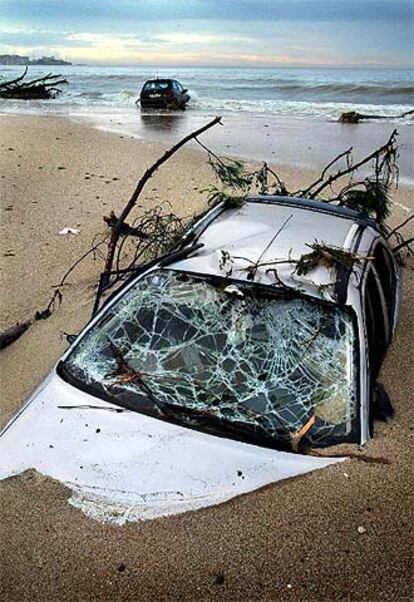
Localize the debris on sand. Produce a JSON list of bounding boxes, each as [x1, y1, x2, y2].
[[0, 320, 32, 350], [59, 227, 80, 236], [339, 109, 413, 124]]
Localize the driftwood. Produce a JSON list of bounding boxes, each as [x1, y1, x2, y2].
[[0, 67, 68, 99], [339, 109, 414, 124], [0, 320, 32, 350]]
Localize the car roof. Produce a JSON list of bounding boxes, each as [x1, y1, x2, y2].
[[171, 196, 380, 304]]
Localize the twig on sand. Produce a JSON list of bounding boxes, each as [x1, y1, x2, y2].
[[309, 451, 392, 465], [35, 237, 109, 320]]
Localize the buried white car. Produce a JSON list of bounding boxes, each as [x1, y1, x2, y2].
[[0, 196, 400, 523]]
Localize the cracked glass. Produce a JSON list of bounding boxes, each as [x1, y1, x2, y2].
[[63, 269, 358, 449]]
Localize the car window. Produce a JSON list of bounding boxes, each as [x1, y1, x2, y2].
[[364, 266, 389, 377], [143, 81, 170, 91], [372, 242, 396, 325], [62, 270, 358, 449]]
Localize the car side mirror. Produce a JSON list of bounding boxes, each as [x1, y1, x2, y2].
[[182, 88, 188, 94], [65, 333, 78, 345]]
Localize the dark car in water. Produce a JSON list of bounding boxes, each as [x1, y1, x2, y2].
[[138, 79, 190, 109]]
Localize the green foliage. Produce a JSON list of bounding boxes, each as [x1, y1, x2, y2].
[[204, 156, 256, 209], [205, 186, 247, 208], [208, 157, 253, 189], [342, 180, 391, 226], [254, 162, 289, 196], [206, 156, 289, 207]]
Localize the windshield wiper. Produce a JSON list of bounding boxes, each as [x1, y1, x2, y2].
[[156, 397, 295, 451], [106, 341, 305, 451], [106, 346, 276, 444], [107, 340, 186, 422]]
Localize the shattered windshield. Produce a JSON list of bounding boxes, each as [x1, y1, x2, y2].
[[62, 270, 358, 449]]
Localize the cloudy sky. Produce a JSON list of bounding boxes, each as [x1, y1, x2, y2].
[[0, 0, 412, 67]]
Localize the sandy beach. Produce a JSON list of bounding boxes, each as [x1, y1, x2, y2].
[[0, 114, 413, 601]]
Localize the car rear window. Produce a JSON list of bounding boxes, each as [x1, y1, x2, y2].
[[143, 81, 170, 91], [62, 270, 358, 449]]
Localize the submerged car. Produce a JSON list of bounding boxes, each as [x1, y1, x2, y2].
[[0, 195, 400, 521], [60, 196, 399, 449], [138, 79, 190, 109]]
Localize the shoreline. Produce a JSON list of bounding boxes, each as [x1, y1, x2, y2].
[[2, 107, 413, 186], [46, 110, 414, 188], [0, 113, 413, 602], [52, 111, 414, 188]]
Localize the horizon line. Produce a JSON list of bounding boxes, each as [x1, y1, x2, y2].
[[1, 61, 412, 70]]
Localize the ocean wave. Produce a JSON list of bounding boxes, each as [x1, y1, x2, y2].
[[2, 93, 411, 124], [191, 81, 414, 96], [191, 96, 413, 118], [119, 89, 136, 98]]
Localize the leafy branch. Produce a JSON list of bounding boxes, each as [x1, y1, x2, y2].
[[217, 241, 373, 299], [294, 243, 373, 277]]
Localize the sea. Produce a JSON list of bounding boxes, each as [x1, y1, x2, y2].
[[1, 65, 413, 180], [1, 65, 412, 117]]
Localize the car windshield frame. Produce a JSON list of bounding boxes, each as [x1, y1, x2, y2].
[[58, 268, 360, 451]]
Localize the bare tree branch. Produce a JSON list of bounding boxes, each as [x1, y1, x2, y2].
[[392, 236, 414, 254], [102, 116, 222, 284], [35, 237, 109, 320], [0, 69, 68, 99], [296, 147, 353, 197], [386, 214, 414, 239], [307, 130, 398, 200], [0, 66, 28, 88]]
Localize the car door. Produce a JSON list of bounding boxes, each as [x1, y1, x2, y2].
[[170, 81, 179, 102]]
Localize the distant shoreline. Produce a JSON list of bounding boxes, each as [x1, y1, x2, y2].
[[0, 54, 72, 66]]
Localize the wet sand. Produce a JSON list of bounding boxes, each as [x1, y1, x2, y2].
[[0, 114, 413, 601], [76, 109, 414, 185]]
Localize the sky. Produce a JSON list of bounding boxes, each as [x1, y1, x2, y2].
[[0, 0, 413, 67]]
